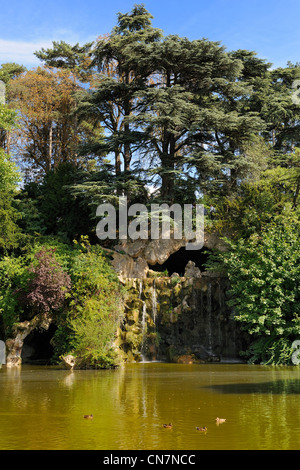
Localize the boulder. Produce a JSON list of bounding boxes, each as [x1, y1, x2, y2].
[[5, 338, 23, 367], [204, 231, 228, 251], [62, 354, 76, 370], [111, 252, 149, 281], [115, 237, 187, 266], [184, 260, 201, 278], [115, 231, 227, 267]]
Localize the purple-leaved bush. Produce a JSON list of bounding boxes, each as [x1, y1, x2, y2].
[[18, 248, 71, 316]]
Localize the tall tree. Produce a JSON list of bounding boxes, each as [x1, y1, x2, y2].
[[0, 149, 22, 252], [0, 62, 27, 85], [133, 36, 264, 201], [34, 41, 96, 162], [78, 4, 162, 176], [9, 67, 103, 179], [268, 64, 300, 152], [0, 95, 21, 253], [190, 49, 268, 197], [231, 53, 300, 153], [34, 40, 94, 82]]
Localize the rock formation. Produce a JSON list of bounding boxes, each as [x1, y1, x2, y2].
[[61, 354, 76, 370], [5, 315, 52, 367], [116, 272, 248, 364], [4, 232, 245, 368], [115, 237, 187, 266]]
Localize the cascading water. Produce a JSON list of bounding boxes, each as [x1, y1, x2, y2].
[[142, 301, 147, 334], [140, 301, 147, 362], [120, 272, 247, 364], [207, 281, 213, 355], [138, 280, 148, 361], [139, 279, 159, 362], [152, 280, 157, 325]]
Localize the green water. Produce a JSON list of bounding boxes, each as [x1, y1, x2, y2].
[[0, 362, 300, 450]]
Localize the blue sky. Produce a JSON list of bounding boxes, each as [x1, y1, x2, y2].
[[1, 0, 300, 69]]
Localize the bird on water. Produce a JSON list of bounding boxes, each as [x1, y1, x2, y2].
[[196, 426, 207, 432]]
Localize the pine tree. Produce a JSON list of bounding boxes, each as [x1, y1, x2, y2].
[[133, 35, 264, 201], [34, 40, 94, 82], [78, 4, 162, 175]]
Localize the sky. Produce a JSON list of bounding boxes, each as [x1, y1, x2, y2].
[[1, 0, 300, 69]]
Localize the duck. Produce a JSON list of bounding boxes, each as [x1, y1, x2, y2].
[[196, 426, 207, 432], [83, 414, 93, 419], [215, 417, 226, 424], [162, 423, 173, 429]]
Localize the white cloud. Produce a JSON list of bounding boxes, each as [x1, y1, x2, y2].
[[0, 38, 54, 67], [0, 30, 97, 68]]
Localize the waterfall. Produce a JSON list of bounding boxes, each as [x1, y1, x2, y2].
[[142, 301, 147, 335], [207, 281, 213, 354], [140, 301, 147, 362], [138, 280, 148, 361], [217, 282, 223, 349], [152, 280, 157, 325]]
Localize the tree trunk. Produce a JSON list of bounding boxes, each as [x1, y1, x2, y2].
[[271, 129, 276, 147], [161, 153, 175, 203], [124, 139, 131, 172], [115, 150, 121, 175], [0, 129, 5, 150], [160, 128, 175, 203], [123, 72, 131, 173], [6, 130, 11, 154]]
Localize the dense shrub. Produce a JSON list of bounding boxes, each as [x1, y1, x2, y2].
[[0, 149, 22, 253], [52, 240, 125, 368], [0, 255, 27, 337], [16, 248, 71, 317], [220, 223, 300, 364]]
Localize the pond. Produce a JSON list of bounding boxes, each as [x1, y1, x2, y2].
[[0, 362, 300, 450]]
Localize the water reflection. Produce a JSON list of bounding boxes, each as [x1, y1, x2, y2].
[[0, 364, 300, 450], [62, 370, 76, 387], [206, 379, 300, 394]]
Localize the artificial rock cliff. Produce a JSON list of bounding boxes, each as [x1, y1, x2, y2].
[[4, 234, 248, 367], [112, 236, 248, 364]]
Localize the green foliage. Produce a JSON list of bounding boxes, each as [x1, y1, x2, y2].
[[36, 162, 94, 242], [0, 63, 26, 85], [0, 104, 17, 131], [0, 149, 22, 253], [0, 238, 73, 337], [219, 223, 300, 364], [54, 240, 125, 368], [34, 40, 94, 82], [243, 337, 295, 365], [0, 149, 21, 191], [0, 236, 125, 369], [0, 105, 22, 253], [214, 149, 300, 239], [0, 197, 22, 253], [0, 255, 28, 337]]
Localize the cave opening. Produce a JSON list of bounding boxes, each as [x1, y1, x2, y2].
[[150, 246, 212, 276], [21, 324, 57, 365]]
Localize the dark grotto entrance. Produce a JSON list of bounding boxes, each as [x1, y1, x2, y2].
[[21, 324, 57, 365], [150, 246, 211, 276]]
